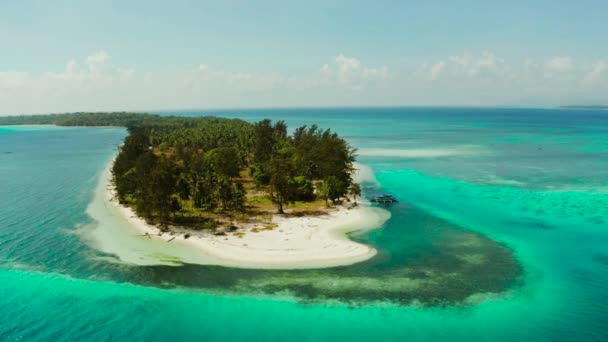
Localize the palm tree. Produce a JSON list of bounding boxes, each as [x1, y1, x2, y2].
[[348, 183, 361, 206]]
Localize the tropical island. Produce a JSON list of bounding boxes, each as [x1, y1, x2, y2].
[[1, 112, 390, 268]]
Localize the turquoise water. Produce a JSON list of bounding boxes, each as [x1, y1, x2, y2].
[[1, 108, 607, 341]]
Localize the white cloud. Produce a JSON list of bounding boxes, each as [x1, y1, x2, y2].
[[42, 51, 133, 86], [0, 72, 29, 89], [87, 51, 108, 66], [428, 61, 446, 81], [418, 51, 511, 81], [414, 52, 608, 105], [320, 54, 388, 89], [0, 50, 607, 114], [585, 60, 608, 82], [545, 56, 574, 72], [0, 52, 392, 114]]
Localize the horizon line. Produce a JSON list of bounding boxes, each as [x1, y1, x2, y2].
[[5, 104, 607, 117]]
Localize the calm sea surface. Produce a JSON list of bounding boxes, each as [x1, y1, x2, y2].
[[1, 108, 607, 341]]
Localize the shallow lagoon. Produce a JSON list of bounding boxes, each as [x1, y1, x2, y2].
[[1, 107, 607, 341]]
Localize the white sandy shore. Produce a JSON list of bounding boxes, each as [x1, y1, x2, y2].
[[91, 159, 390, 269]]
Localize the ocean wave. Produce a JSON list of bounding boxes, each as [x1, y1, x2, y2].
[[483, 176, 526, 187], [357, 145, 486, 158], [352, 162, 380, 185]]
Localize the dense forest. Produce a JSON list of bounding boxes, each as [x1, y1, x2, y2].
[[112, 116, 359, 228], [1, 112, 360, 229]]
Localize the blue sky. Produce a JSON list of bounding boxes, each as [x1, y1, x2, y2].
[[1, 0, 607, 114]]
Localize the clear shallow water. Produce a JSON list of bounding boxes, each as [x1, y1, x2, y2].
[[1, 108, 607, 341]]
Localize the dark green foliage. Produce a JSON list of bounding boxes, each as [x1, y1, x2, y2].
[[349, 183, 362, 205], [111, 130, 151, 199], [185, 150, 220, 210], [253, 119, 275, 164], [268, 157, 297, 214], [142, 117, 254, 163], [325, 176, 346, 204], [6, 112, 357, 221], [131, 151, 159, 217], [112, 117, 357, 215], [232, 182, 246, 211], [251, 165, 270, 187], [316, 180, 331, 207], [217, 179, 246, 211], [0, 112, 160, 127], [147, 155, 180, 224], [316, 176, 347, 206], [206, 147, 241, 179], [291, 176, 314, 201], [293, 125, 356, 193]]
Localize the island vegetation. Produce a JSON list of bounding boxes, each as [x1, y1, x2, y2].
[[1, 112, 360, 230], [113, 116, 359, 230], [0, 112, 161, 127]]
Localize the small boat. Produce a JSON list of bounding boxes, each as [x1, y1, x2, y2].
[[370, 193, 398, 203]]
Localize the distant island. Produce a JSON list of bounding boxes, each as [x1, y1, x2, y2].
[[0, 112, 161, 127], [559, 105, 608, 110], [2, 112, 388, 268]]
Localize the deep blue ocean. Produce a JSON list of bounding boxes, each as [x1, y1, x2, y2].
[[1, 107, 607, 341]]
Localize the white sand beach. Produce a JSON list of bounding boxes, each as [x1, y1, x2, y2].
[[84, 159, 391, 269]]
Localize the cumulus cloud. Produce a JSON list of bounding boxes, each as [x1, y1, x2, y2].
[[0, 50, 607, 114], [418, 51, 511, 81], [427, 61, 446, 81], [413, 51, 608, 105], [320, 54, 388, 89], [0, 52, 393, 114], [545, 56, 574, 72], [585, 60, 608, 83]]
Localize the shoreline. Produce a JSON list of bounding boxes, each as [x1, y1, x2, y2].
[[91, 158, 390, 269]]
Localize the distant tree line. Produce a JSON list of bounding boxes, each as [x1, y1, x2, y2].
[[0, 112, 160, 127]]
